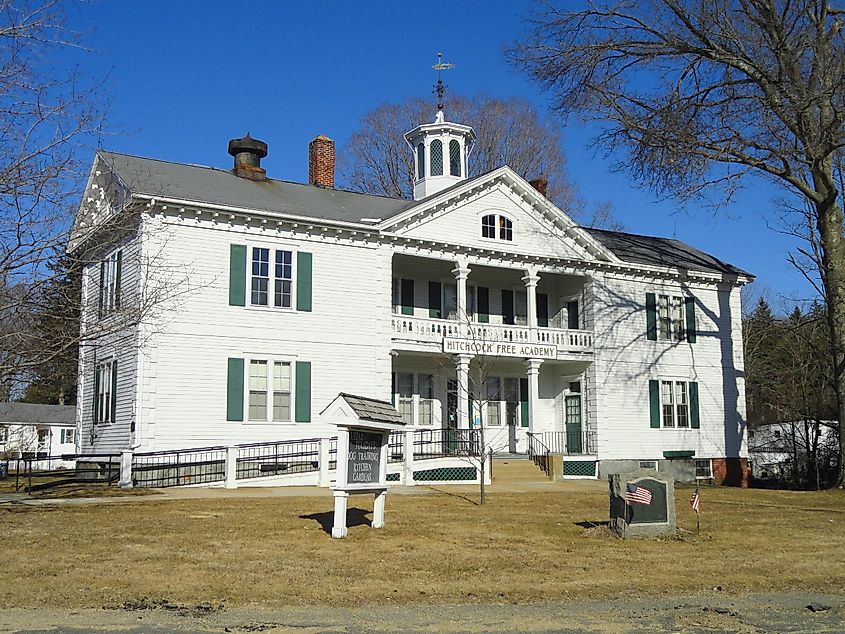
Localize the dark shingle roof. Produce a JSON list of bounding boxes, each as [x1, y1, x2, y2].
[[0, 403, 75, 425], [98, 151, 413, 225], [584, 228, 752, 277], [339, 393, 405, 425]]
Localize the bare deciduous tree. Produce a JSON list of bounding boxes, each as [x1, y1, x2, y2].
[[338, 94, 621, 229], [511, 0, 845, 485]]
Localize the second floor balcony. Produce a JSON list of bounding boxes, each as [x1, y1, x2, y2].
[[390, 254, 594, 359], [391, 315, 594, 358]]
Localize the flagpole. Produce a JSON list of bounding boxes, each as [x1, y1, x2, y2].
[[696, 486, 701, 535]]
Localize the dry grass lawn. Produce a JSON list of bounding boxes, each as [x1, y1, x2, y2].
[[1, 485, 844, 609]]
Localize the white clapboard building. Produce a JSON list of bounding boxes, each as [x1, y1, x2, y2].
[[71, 108, 752, 485]]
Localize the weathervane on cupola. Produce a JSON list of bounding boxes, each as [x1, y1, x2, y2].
[[404, 53, 477, 201], [433, 52, 455, 115]]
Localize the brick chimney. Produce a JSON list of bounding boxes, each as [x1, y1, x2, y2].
[[309, 135, 335, 188], [529, 177, 548, 198], [228, 133, 268, 181]]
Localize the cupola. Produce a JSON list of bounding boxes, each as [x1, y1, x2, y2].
[[404, 109, 476, 201]]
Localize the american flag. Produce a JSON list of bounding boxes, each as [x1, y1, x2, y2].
[[690, 486, 701, 513], [624, 482, 652, 505]]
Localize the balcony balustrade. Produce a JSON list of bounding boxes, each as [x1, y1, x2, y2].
[[390, 315, 593, 356]]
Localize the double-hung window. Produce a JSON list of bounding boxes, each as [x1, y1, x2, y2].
[[485, 377, 501, 426], [251, 247, 294, 309], [661, 380, 689, 428], [98, 249, 122, 318], [248, 359, 293, 422], [94, 360, 115, 424], [657, 294, 687, 341], [418, 374, 435, 426]]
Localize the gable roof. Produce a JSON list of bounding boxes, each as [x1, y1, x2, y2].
[[584, 228, 752, 277], [337, 393, 405, 425], [97, 151, 413, 225], [0, 403, 75, 426]]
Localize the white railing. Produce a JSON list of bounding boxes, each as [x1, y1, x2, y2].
[[390, 315, 594, 354]]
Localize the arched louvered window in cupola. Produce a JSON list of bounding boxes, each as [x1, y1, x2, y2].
[[430, 140, 444, 176], [449, 139, 461, 176], [417, 143, 425, 180]]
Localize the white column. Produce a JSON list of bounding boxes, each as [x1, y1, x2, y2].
[[373, 490, 387, 528], [118, 449, 133, 488], [452, 262, 471, 326], [456, 353, 472, 429], [522, 269, 540, 330], [525, 358, 543, 433], [224, 446, 238, 489], [331, 490, 349, 539], [403, 428, 416, 485]]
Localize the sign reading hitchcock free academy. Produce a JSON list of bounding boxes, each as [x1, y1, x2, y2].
[[443, 338, 558, 360]]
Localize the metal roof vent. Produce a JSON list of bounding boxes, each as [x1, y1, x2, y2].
[[228, 133, 268, 181]]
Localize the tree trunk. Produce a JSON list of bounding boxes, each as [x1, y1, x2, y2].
[[813, 190, 845, 487]]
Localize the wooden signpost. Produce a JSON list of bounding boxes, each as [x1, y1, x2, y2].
[[322, 393, 406, 539]]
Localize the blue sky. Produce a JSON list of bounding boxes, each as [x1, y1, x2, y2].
[[65, 1, 807, 308]]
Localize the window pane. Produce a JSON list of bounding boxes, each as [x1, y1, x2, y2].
[[249, 392, 267, 421], [398, 397, 413, 425], [695, 459, 712, 478], [482, 215, 496, 239], [273, 392, 291, 422], [275, 279, 291, 308], [485, 377, 500, 401], [487, 401, 501, 426], [274, 362, 291, 391], [419, 398, 433, 425], [676, 382, 688, 427], [658, 295, 671, 340], [417, 143, 425, 179], [449, 139, 461, 176], [661, 380, 674, 427], [249, 361, 267, 390], [673, 296, 685, 341], [430, 140, 443, 176], [251, 248, 269, 306], [499, 217, 513, 241], [397, 373, 413, 398], [504, 378, 519, 403], [419, 374, 434, 399]]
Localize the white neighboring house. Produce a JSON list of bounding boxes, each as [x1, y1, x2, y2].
[[748, 420, 839, 480], [0, 403, 77, 467], [70, 108, 753, 485]]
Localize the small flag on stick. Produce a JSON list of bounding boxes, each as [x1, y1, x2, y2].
[[690, 486, 700, 513], [624, 482, 652, 505]]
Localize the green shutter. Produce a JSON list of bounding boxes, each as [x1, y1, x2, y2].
[[502, 290, 515, 325], [295, 361, 312, 422], [428, 281, 442, 318], [400, 279, 414, 315], [649, 379, 660, 428], [689, 382, 700, 428], [685, 297, 697, 343], [98, 260, 105, 318], [226, 358, 244, 421], [114, 251, 122, 309], [477, 286, 489, 323], [646, 293, 657, 341], [296, 251, 313, 312], [110, 359, 118, 424], [229, 245, 247, 307], [537, 293, 549, 327], [520, 377, 529, 427]]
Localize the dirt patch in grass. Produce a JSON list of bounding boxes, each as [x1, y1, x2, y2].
[[0, 485, 843, 609], [0, 478, 157, 498]]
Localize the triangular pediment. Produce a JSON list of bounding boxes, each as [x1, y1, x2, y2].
[[69, 152, 133, 253], [379, 167, 619, 263]]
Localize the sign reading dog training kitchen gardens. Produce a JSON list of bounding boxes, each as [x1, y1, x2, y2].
[[346, 431, 382, 485], [320, 393, 406, 539]]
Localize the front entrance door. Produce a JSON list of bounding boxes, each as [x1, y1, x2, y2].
[[565, 394, 583, 454]]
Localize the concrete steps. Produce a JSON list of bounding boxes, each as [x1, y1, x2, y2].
[[491, 457, 549, 483]]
